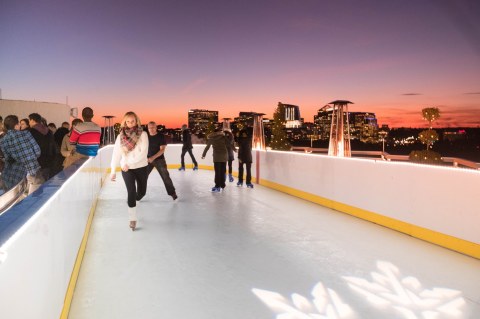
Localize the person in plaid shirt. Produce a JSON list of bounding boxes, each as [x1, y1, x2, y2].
[[0, 115, 44, 194]]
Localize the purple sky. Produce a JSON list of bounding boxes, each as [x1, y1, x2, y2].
[[1, 0, 479, 128]]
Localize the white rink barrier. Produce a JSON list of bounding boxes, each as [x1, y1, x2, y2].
[[0, 144, 478, 319], [255, 149, 480, 259]]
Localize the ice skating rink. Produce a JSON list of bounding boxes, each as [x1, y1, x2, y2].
[[69, 169, 480, 319]]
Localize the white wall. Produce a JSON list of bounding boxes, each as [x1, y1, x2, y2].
[[0, 151, 107, 319], [0, 99, 71, 127], [258, 150, 480, 245]]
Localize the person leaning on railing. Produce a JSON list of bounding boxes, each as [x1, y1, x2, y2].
[[61, 118, 84, 169], [0, 115, 44, 195]]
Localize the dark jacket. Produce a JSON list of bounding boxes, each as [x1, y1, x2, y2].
[[202, 131, 228, 162], [182, 129, 193, 150], [237, 132, 252, 163], [29, 124, 58, 169], [225, 132, 235, 161], [54, 127, 69, 147]]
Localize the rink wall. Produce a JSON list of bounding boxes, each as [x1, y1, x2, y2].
[[0, 144, 478, 318], [0, 150, 109, 319], [254, 150, 480, 259]]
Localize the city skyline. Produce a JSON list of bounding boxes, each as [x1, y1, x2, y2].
[[1, 0, 479, 128]]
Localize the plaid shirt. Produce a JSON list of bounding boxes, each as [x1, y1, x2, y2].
[[0, 130, 41, 188]]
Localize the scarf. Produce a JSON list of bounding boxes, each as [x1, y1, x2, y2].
[[120, 126, 143, 153]]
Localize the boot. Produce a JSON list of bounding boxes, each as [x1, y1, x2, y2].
[[229, 174, 234, 182], [128, 207, 137, 231]]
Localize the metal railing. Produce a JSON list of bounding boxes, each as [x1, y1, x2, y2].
[[291, 147, 480, 170]]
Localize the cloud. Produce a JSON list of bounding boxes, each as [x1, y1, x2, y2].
[[182, 77, 209, 94], [401, 93, 422, 96]]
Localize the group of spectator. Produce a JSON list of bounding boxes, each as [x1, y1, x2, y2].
[[0, 107, 101, 196]]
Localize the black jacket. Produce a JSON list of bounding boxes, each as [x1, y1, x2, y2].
[[29, 124, 59, 169], [182, 129, 193, 150], [237, 134, 252, 163]]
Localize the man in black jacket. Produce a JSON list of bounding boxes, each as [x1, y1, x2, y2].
[[179, 124, 198, 171], [146, 121, 178, 200], [28, 113, 61, 180]]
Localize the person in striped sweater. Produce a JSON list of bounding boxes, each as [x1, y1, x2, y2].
[[69, 107, 101, 157]]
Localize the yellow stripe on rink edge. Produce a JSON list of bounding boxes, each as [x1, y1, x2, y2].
[[259, 178, 480, 260], [60, 197, 99, 319]]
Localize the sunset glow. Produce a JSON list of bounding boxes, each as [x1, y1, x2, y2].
[[1, 0, 479, 128]]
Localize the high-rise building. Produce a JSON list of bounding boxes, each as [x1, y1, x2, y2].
[[283, 104, 302, 128], [314, 107, 379, 142], [313, 105, 333, 140], [188, 109, 218, 132], [234, 112, 257, 129], [350, 112, 379, 143]]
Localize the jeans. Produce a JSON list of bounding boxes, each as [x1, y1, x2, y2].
[[180, 148, 198, 167], [214, 162, 227, 188], [122, 166, 149, 207], [238, 162, 252, 184], [147, 158, 176, 196]]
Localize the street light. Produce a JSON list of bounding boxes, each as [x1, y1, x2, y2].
[[378, 130, 388, 157]]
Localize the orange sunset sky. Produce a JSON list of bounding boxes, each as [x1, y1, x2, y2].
[[1, 0, 479, 129]]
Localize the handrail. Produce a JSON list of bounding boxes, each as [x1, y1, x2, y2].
[[291, 146, 480, 170], [0, 177, 27, 215]]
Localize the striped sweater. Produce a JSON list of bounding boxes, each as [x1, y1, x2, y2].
[[69, 121, 101, 156]]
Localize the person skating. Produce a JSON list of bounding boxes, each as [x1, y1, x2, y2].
[[237, 128, 254, 188], [110, 112, 149, 231], [179, 124, 198, 171], [146, 121, 178, 201], [201, 126, 228, 192], [224, 129, 236, 183]]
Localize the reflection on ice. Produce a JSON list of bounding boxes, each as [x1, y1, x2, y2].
[[343, 261, 465, 319], [252, 283, 354, 319], [253, 261, 466, 319]]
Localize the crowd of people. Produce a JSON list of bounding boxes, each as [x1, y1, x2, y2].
[[0, 107, 101, 196], [1, 108, 253, 232]]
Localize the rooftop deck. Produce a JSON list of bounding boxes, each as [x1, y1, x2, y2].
[[69, 169, 480, 318]]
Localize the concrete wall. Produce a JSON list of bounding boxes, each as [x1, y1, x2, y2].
[[0, 99, 71, 127]]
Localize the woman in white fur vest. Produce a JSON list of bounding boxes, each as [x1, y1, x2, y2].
[[110, 111, 149, 231]]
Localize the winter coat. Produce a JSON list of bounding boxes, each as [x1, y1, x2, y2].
[[225, 132, 235, 161], [29, 124, 59, 169], [237, 134, 253, 163], [202, 131, 228, 162]]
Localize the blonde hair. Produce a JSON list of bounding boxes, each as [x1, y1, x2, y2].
[[120, 111, 141, 128]]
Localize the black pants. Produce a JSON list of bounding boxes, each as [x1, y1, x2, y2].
[[238, 162, 252, 184], [122, 166, 149, 207], [180, 148, 198, 167], [214, 162, 227, 188], [147, 158, 176, 196]]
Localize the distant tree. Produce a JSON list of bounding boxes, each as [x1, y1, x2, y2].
[[409, 107, 441, 163], [422, 107, 440, 128], [420, 107, 440, 150], [268, 102, 291, 150], [205, 115, 216, 136]]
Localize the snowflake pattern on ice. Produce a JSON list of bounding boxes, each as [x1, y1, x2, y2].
[[343, 261, 466, 319], [252, 282, 354, 319]]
